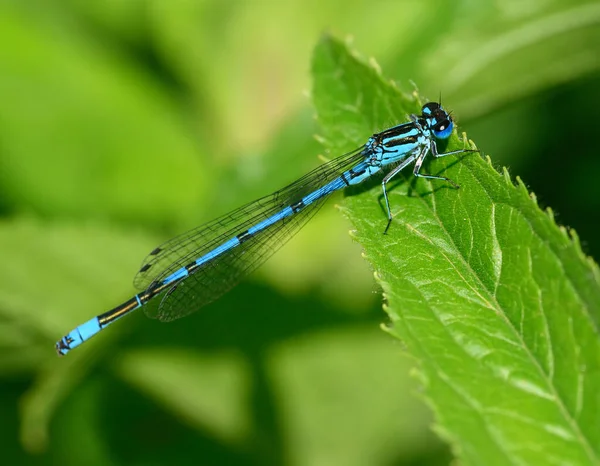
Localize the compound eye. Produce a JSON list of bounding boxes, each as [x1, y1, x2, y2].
[[433, 119, 453, 139]]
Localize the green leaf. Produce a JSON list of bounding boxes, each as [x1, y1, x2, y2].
[[0, 2, 207, 227], [312, 35, 600, 466], [432, 2, 600, 118], [112, 327, 444, 466], [0, 217, 155, 340], [114, 348, 252, 444], [0, 217, 157, 452], [379, 1, 600, 120], [266, 326, 445, 466]]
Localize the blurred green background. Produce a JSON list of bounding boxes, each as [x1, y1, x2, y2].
[[1, 1, 599, 465]]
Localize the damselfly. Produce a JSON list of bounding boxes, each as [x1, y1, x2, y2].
[[56, 102, 473, 355]]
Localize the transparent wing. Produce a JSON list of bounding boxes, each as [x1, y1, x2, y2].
[[148, 188, 329, 321], [135, 147, 367, 321]]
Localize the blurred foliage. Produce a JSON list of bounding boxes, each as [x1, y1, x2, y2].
[[0, 0, 599, 465]]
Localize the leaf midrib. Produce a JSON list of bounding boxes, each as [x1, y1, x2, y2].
[[384, 155, 599, 463]]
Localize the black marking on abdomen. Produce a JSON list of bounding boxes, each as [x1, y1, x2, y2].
[[98, 296, 141, 325], [186, 263, 199, 274], [237, 230, 252, 243], [291, 200, 305, 213], [340, 172, 350, 186]]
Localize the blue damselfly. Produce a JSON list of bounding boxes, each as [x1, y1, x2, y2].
[[56, 102, 472, 355]]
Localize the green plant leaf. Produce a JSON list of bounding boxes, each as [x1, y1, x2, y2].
[[0, 217, 156, 452], [114, 348, 252, 444], [312, 35, 600, 465], [431, 2, 600, 119], [0, 2, 207, 227], [378, 1, 600, 120]]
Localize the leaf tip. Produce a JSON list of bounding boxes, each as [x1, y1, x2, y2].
[[502, 166, 512, 185], [379, 321, 392, 335], [410, 366, 428, 386], [343, 34, 355, 47], [567, 227, 581, 248], [408, 79, 420, 96], [529, 190, 538, 205], [367, 56, 382, 75], [515, 176, 532, 198]]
